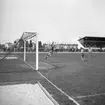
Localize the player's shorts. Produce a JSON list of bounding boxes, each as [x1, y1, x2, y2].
[[89, 51, 92, 54], [47, 52, 51, 56], [81, 53, 84, 58]]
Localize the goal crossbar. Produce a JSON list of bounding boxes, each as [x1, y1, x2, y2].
[[21, 32, 37, 41]]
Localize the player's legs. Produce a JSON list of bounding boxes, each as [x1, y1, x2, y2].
[[48, 52, 52, 56], [88, 48, 92, 57], [45, 55, 48, 60], [45, 52, 51, 60], [81, 53, 85, 61], [89, 51, 92, 59]]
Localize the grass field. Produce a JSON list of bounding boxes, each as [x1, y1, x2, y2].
[[0, 52, 105, 105]]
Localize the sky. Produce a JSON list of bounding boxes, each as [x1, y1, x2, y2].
[[0, 0, 105, 44]]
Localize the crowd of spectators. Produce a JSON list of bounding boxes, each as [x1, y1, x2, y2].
[[0, 41, 105, 53]]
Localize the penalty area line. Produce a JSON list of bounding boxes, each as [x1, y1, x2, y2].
[[15, 54, 80, 105]]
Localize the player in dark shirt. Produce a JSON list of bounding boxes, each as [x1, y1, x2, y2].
[[45, 42, 55, 60]]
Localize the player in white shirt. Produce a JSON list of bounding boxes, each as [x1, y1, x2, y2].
[[88, 47, 92, 55]]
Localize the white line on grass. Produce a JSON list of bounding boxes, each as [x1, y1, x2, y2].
[[74, 93, 105, 99], [11, 52, 105, 54], [15, 54, 80, 105]]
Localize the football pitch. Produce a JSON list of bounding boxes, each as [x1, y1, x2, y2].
[[0, 52, 105, 105]]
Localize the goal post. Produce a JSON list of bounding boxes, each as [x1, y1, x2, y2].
[[21, 32, 39, 70], [24, 40, 26, 61], [36, 34, 39, 70]]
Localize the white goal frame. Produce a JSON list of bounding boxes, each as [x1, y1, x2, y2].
[[21, 32, 39, 70]]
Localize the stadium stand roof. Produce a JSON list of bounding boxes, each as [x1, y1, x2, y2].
[[78, 36, 105, 41]]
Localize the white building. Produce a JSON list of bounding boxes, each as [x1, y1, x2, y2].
[[5, 42, 13, 48]]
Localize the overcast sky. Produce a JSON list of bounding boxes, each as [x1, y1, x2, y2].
[[0, 0, 105, 44]]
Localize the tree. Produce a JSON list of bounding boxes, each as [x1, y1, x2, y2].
[[26, 41, 29, 48], [39, 41, 42, 48], [0, 44, 5, 49]]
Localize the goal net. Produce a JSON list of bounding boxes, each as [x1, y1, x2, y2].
[[14, 32, 39, 70], [0, 32, 39, 74]]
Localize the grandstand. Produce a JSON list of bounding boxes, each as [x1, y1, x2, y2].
[[78, 36, 105, 48]]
